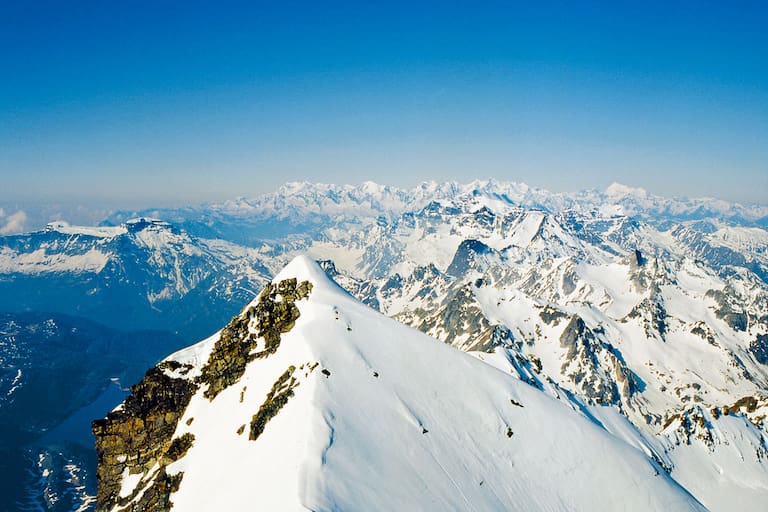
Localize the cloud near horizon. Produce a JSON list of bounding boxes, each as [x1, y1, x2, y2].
[[0, 209, 28, 235]]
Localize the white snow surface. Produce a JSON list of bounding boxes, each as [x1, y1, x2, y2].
[[121, 256, 707, 511], [0, 246, 111, 274]]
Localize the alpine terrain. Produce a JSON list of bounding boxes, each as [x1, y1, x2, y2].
[[1, 180, 766, 510], [92, 256, 707, 511]]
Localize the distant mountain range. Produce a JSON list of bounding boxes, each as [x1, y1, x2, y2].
[[1, 180, 766, 511]]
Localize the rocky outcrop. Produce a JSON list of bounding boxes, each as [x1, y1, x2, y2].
[[539, 304, 567, 326], [662, 406, 716, 448], [626, 295, 667, 340], [559, 316, 641, 405], [399, 282, 495, 351], [447, 239, 496, 276], [92, 278, 312, 511], [706, 288, 748, 332], [750, 333, 768, 365], [249, 366, 299, 441], [92, 363, 197, 511], [199, 278, 312, 400]]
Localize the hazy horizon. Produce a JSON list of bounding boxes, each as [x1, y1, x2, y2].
[[2, 177, 767, 236], [2, 1, 766, 223]]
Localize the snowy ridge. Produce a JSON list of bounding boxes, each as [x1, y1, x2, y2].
[[329, 200, 768, 510], [103, 180, 768, 234], [0, 216, 274, 341], [100, 257, 706, 511]]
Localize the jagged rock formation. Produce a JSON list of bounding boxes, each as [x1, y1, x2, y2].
[[92, 363, 196, 511], [199, 278, 311, 399], [92, 277, 311, 511]]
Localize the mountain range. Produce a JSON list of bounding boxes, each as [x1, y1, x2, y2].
[[1, 180, 766, 511]]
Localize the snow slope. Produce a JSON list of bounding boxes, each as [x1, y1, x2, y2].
[[102, 256, 706, 511]]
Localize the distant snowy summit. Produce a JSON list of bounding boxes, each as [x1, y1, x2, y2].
[[103, 179, 768, 232], [93, 257, 706, 512]]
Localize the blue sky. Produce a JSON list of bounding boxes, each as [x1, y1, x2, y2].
[[1, 1, 766, 209]]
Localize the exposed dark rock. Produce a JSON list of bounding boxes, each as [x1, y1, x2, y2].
[[131, 468, 184, 512], [157, 360, 194, 375], [380, 274, 404, 297], [317, 259, 340, 277], [92, 277, 312, 510], [723, 396, 759, 415], [561, 267, 578, 295], [633, 249, 646, 267], [690, 322, 718, 346], [472, 206, 496, 228], [407, 282, 496, 352], [749, 334, 768, 364], [559, 315, 641, 405], [161, 433, 195, 466], [447, 239, 494, 277], [626, 296, 667, 339], [92, 366, 197, 511], [664, 407, 716, 447], [249, 366, 299, 441], [412, 263, 441, 282], [706, 289, 748, 332], [539, 305, 567, 326], [528, 355, 543, 374], [198, 278, 312, 400]]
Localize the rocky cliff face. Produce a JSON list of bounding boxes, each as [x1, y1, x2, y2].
[[92, 363, 196, 511], [92, 277, 311, 512]]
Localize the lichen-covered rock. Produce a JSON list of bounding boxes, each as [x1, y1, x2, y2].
[[92, 278, 312, 510], [198, 278, 312, 400], [131, 468, 184, 512], [249, 366, 299, 441], [92, 366, 197, 511]]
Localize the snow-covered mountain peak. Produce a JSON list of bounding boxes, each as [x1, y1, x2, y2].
[[274, 254, 336, 287], [41, 217, 175, 238], [93, 256, 709, 511], [605, 182, 649, 199], [124, 217, 175, 232], [45, 221, 128, 238]]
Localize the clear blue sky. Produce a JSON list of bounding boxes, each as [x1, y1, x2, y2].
[[1, 0, 766, 207]]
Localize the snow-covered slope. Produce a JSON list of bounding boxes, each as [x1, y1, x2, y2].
[[94, 257, 707, 511], [0, 218, 273, 340], [325, 191, 768, 511]]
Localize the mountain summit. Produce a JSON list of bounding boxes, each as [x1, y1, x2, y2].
[[93, 256, 705, 511]]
